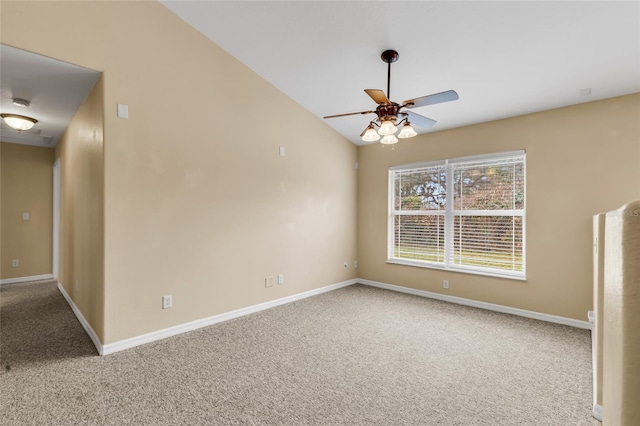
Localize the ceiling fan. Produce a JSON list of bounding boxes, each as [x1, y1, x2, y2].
[[324, 49, 459, 144]]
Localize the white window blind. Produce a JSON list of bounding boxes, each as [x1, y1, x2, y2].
[[389, 151, 525, 279]]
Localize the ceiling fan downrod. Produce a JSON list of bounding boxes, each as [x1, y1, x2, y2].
[[381, 50, 399, 100]]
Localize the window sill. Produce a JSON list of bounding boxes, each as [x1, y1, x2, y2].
[[386, 258, 527, 281]]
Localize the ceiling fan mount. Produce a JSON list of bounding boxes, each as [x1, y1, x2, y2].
[[380, 49, 399, 64], [324, 49, 459, 144]]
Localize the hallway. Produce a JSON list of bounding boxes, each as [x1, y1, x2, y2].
[[0, 280, 96, 375]]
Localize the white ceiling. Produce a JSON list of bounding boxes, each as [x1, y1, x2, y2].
[[161, 0, 640, 145], [0, 44, 101, 148], [1, 3, 638, 149]]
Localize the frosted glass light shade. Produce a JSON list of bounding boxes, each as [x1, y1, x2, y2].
[[1, 114, 37, 131], [378, 120, 397, 136], [398, 124, 417, 139], [362, 127, 381, 142], [380, 134, 398, 145]]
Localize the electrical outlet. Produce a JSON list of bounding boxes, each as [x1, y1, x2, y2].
[[162, 295, 172, 309], [354, 260, 358, 269], [443, 280, 449, 290], [343, 262, 348, 270], [11, 259, 19, 267], [74, 280, 79, 291], [278, 274, 284, 285], [265, 277, 274, 288]]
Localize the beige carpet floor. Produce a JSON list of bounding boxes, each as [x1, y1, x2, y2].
[[0, 280, 599, 425]]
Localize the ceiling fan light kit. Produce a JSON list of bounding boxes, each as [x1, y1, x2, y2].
[[398, 123, 417, 139], [324, 49, 459, 144], [362, 125, 380, 142], [380, 135, 398, 145], [378, 120, 397, 136], [1, 113, 38, 132]]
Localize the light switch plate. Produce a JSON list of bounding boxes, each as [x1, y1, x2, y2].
[[22, 212, 30, 221]]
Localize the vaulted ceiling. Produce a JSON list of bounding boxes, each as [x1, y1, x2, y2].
[[1, 2, 638, 148], [161, 1, 640, 145]]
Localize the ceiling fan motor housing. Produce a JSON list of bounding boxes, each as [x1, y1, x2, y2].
[[376, 103, 400, 122]]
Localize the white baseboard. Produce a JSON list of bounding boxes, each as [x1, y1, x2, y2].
[[0, 274, 53, 286], [593, 404, 603, 421], [57, 283, 104, 355], [357, 279, 592, 330], [102, 278, 359, 355], [56, 276, 591, 356]]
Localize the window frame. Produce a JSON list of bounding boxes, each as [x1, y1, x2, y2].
[[388, 150, 526, 280]]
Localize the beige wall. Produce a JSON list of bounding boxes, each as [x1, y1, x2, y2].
[[4, 0, 634, 347], [358, 93, 640, 321], [54, 76, 105, 341], [0, 142, 54, 280], [1, 1, 357, 344]]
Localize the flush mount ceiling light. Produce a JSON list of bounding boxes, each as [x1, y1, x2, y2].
[[324, 49, 459, 144], [1, 113, 38, 132]]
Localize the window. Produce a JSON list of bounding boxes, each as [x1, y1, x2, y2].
[[389, 151, 525, 279]]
